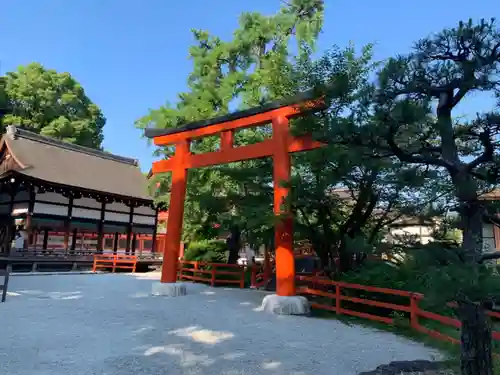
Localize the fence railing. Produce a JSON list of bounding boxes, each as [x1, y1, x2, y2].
[[92, 254, 137, 273], [178, 260, 245, 288], [296, 275, 500, 345]]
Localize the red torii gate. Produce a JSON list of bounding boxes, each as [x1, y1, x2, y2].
[[145, 89, 325, 297]]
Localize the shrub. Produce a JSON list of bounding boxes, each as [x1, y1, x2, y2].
[[339, 245, 500, 327], [183, 240, 228, 263]]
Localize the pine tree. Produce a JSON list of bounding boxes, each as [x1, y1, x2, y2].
[[136, 0, 324, 251]]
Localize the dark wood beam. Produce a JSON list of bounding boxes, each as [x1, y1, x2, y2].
[[151, 207, 159, 254], [71, 228, 77, 251], [4, 189, 15, 256], [25, 185, 36, 247], [125, 205, 134, 254], [113, 232, 119, 255], [96, 202, 106, 254], [42, 229, 49, 250], [131, 232, 137, 255], [63, 195, 74, 253]]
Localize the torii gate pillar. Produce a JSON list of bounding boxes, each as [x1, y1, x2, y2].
[[272, 116, 295, 296]]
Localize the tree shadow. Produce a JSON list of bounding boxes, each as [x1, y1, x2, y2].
[[124, 323, 311, 375]]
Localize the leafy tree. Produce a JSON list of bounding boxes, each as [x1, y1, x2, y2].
[[0, 77, 7, 125], [328, 19, 500, 375], [283, 45, 442, 274], [2, 62, 105, 149], [377, 20, 500, 375], [136, 0, 324, 253]]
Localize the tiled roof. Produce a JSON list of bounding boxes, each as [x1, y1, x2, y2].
[[1, 125, 153, 202]]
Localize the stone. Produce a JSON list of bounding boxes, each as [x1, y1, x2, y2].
[[151, 282, 187, 297], [358, 360, 451, 375], [258, 294, 310, 315]]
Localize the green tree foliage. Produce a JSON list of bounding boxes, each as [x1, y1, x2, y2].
[[0, 77, 7, 124], [183, 239, 228, 263], [136, 0, 324, 247], [329, 19, 500, 261], [2, 62, 105, 149], [280, 45, 442, 274], [322, 19, 500, 375]]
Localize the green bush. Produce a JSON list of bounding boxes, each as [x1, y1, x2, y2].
[[183, 240, 228, 263]]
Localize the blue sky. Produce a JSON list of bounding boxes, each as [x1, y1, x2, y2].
[[2, 0, 498, 171]]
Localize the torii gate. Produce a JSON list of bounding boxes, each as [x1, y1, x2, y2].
[[145, 89, 325, 298]]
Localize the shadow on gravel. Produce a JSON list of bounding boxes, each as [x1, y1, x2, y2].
[[120, 323, 313, 375]]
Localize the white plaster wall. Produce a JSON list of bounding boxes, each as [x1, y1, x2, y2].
[[33, 202, 68, 216], [72, 207, 101, 220], [106, 202, 130, 213], [36, 192, 69, 204], [73, 197, 101, 209], [105, 212, 129, 222], [133, 215, 155, 225], [134, 205, 155, 216], [482, 223, 496, 253], [387, 225, 434, 244]]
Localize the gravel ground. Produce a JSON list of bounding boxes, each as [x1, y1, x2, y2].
[[0, 273, 442, 375]]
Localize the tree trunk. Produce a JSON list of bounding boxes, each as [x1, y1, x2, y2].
[[458, 301, 493, 375], [226, 226, 241, 264], [460, 199, 485, 260]]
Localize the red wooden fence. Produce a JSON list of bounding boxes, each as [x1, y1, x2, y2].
[[296, 275, 500, 346], [178, 260, 245, 288]]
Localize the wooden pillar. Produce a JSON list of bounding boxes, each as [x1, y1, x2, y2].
[[42, 229, 49, 250], [151, 207, 159, 254], [25, 185, 36, 247], [5, 189, 15, 256], [131, 232, 137, 255], [63, 196, 74, 253], [63, 224, 70, 252], [96, 202, 105, 254], [125, 205, 134, 254], [71, 228, 77, 251], [113, 232, 119, 255], [272, 116, 295, 296], [161, 140, 189, 283]]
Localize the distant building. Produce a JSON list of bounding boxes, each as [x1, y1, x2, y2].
[[0, 125, 159, 256]]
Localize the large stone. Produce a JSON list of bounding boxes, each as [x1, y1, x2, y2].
[[151, 282, 187, 297], [258, 294, 310, 315], [358, 360, 449, 375]]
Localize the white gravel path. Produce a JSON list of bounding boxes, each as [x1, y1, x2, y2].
[[0, 273, 442, 375]]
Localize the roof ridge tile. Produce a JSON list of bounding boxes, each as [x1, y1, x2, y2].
[[7, 125, 139, 167]]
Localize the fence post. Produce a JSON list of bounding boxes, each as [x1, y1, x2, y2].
[[92, 257, 97, 272], [336, 283, 342, 315], [250, 266, 257, 288], [211, 265, 216, 287], [112, 255, 117, 273], [240, 266, 245, 289], [410, 294, 420, 330], [177, 260, 184, 281]]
